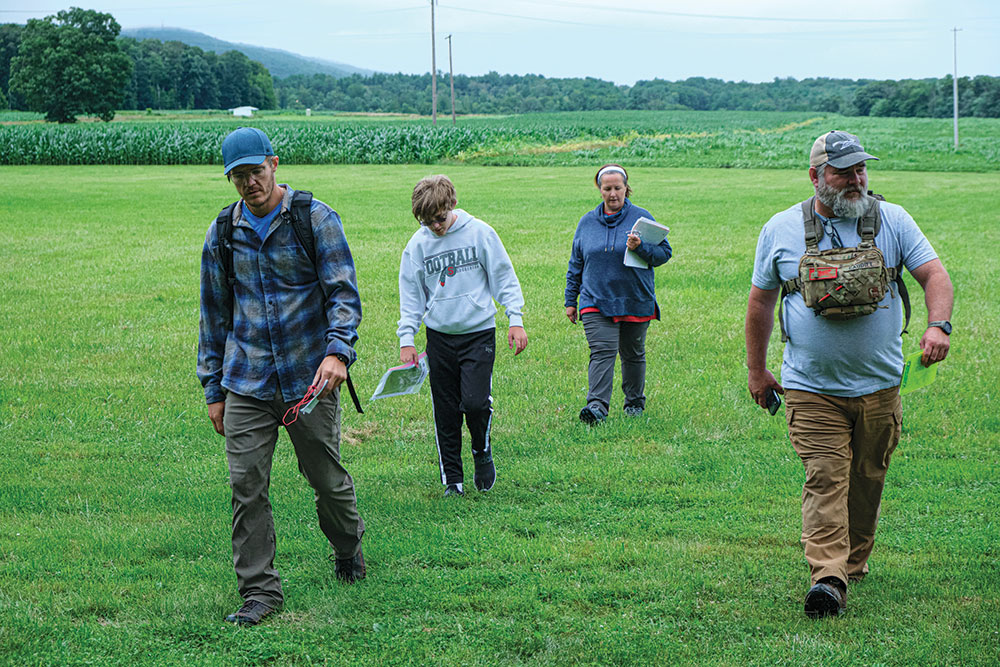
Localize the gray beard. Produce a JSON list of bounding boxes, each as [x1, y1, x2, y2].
[[816, 181, 868, 218]]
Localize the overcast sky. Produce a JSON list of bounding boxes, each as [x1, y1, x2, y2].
[[3, 0, 999, 84]]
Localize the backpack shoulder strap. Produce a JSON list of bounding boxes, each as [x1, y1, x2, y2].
[[289, 190, 316, 265], [215, 201, 239, 288], [800, 197, 822, 251], [857, 191, 883, 242]]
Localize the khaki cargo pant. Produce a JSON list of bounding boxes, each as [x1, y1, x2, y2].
[[785, 386, 902, 586], [223, 389, 365, 608]]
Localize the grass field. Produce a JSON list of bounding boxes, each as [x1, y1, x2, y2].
[[1, 161, 999, 665]]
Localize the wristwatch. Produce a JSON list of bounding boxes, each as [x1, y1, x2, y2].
[[333, 353, 350, 366], [927, 320, 952, 335]]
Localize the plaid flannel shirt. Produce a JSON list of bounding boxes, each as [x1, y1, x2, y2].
[[197, 185, 361, 404]]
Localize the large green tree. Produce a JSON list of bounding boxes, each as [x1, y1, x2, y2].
[[9, 7, 131, 122], [0, 23, 24, 108]]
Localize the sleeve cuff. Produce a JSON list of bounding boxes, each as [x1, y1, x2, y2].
[[508, 314, 524, 328], [204, 386, 226, 404], [399, 334, 416, 348], [324, 340, 356, 366]]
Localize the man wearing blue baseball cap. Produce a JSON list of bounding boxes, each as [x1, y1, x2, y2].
[[744, 130, 953, 618], [197, 127, 367, 626]]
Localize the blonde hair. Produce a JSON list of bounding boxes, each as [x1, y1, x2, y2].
[[412, 175, 457, 223]]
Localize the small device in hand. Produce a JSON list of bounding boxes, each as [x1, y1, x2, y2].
[[300, 379, 328, 415], [766, 388, 781, 416]]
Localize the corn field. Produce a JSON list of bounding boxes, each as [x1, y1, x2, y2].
[[2, 111, 998, 170]]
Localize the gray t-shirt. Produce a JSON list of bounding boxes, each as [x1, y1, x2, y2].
[[752, 199, 938, 397]]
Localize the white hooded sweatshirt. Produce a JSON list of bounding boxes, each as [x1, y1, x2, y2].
[[397, 209, 525, 347]]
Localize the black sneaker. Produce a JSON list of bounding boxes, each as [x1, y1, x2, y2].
[[624, 405, 644, 417], [225, 599, 274, 626], [804, 577, 847, 619], [333, 548, 366, 583], [444, 483, 464, 497], [579, 406, 605, 425], [473, 451, 496, 491]]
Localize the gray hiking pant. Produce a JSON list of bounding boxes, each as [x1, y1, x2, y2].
[[223, 389, 364, 608], [581, 311, 649, 415]]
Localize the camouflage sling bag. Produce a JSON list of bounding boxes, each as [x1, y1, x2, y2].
[[778, 192, 910, 342]]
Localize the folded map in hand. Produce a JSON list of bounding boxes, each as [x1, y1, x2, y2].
[[370, 353, 430, 400]]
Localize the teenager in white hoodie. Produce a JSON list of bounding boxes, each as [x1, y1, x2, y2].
[[397, 175, 528, 497]]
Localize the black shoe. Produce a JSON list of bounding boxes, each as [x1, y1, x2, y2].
[[444, 483, 464, 497], [579, 406, 605, 425], [225, 599, 274, 626], [473, 451, 496, 491], [333, 548, 366, 583], [804, 577, 847, 619], [624, 405, 644, 417]]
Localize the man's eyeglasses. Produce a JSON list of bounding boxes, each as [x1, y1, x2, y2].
[[421, 213, 449, 226], [229, 164, 270, 185]]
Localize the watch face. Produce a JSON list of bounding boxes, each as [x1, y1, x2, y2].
[[931, 321, 952, 335]]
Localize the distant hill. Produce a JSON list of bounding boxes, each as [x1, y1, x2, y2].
[[121, 27, 372, 80]]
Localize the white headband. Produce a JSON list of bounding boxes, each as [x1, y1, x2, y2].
[[597, 166, 627, 183]]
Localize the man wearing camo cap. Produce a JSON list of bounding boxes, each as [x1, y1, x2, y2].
[[743, 130, 953, 618]]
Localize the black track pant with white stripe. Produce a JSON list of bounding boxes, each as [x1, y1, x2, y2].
[[425, 327, 495, 486]]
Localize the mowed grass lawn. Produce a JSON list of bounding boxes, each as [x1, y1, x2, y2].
[[1, 164, 998, 665]]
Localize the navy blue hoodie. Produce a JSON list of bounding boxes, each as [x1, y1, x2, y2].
[[564, 199, 672, 317]]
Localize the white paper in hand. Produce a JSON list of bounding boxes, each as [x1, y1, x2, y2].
[[370, 353, 430, 401], [623, 216, 669, 268]]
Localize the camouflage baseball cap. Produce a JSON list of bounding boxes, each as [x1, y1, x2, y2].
[[809, 130, 879, 169]]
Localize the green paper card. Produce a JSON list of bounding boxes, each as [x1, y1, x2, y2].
[[899, 350, 938, 395]]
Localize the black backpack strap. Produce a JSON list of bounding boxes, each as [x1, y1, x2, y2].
[[215, 201, 239, 330], [289, 190, 316, 264], [215, 201, 239, 288], [895, 266, 911, 336], [344, 374, 364, 414]]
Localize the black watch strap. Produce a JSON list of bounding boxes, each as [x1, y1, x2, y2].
[[927, 320, 952, 335]]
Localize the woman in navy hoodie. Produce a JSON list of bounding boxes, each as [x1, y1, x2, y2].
[[564, 164, 672, 424]]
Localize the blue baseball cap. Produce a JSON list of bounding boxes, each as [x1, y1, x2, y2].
[[222, 127, 274, 175]]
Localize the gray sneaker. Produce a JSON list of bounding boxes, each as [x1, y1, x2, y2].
[[225, 599, 274, 626], [579, 406, 606, 425]]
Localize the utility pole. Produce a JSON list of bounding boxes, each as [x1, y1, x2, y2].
[[430, 0, 438, 126], [952, 27, 962, 149], [446, 34, 456, 126]]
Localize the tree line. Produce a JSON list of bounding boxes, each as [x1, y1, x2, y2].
[[275, 71, 1000, 119], [2, 9, 999, 122]]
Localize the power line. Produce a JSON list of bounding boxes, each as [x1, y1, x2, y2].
[[443, 0, 954, 24]]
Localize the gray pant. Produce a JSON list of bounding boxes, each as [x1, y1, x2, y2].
[[223, 389, 364, 608], [581, 311, 649, 415]]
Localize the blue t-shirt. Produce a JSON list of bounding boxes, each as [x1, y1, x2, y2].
[[240, 201, 282, 241], [752, 199, 937, 397]]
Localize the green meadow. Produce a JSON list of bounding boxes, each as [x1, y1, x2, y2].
[[1, 157, 998, 664]]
